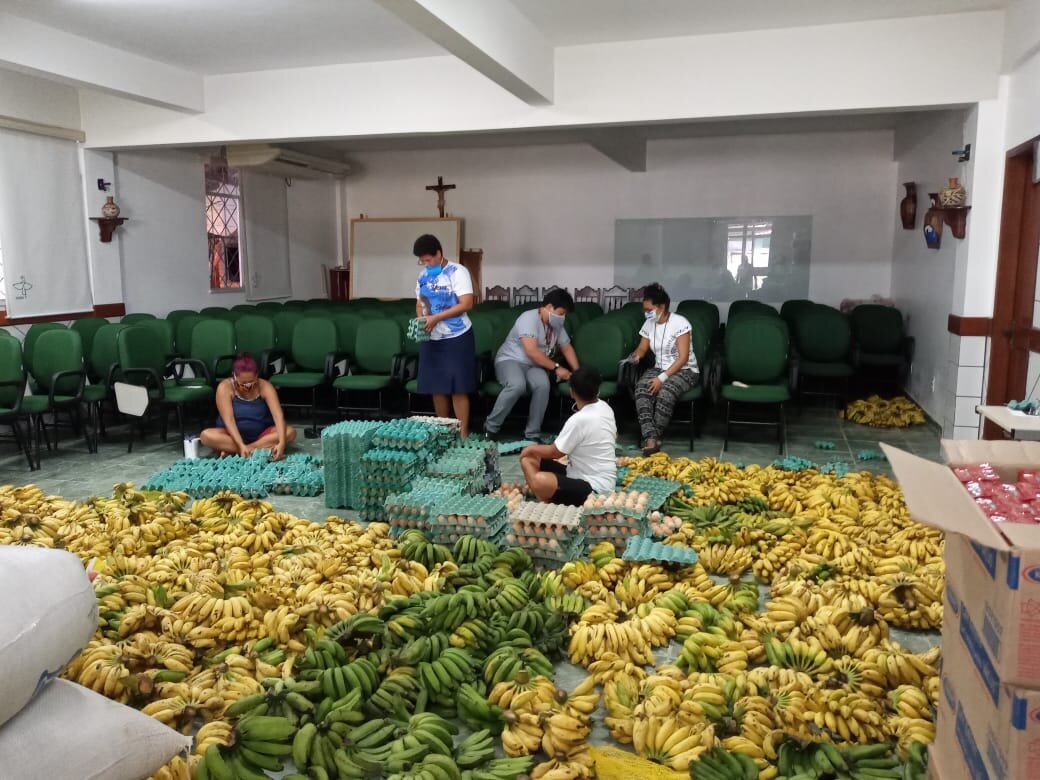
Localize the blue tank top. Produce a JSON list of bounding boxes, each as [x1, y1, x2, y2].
[[217, 386, 274, 443]]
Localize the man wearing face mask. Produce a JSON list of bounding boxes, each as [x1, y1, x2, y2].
[[484, 289, 579, 441], [629, 282, 699, 455]]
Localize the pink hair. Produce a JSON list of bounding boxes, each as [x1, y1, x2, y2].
[[233, 353, 258, 375]]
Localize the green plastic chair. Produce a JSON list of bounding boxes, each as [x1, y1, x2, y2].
[[120, 313, 157, 324], [231, 304, 259, 315], [794, 304, 853, 414], [200, 306, 228, 318], [135, 318, 175, 358], [677, 300, 721, 336], [84, 323, 129, 445], [283, 300, 308, 310], [780, 299, 814, 333], [331, 313, 363, 361], [116, 326, 214, 448], [272, 310, 305, 352], [234, 315, 278, 376], [721, 315, 790, 453], [728, 300, 779, 322], [0, 338, 35, 469], [188, 319, 237, 384], [27, 329, 91, 461], [849, 305, 914, 387], [574, 301, 604, 320], [23, 323, 66, 379], [557, 320, 625, 403], [70, 318, 109, 364], [334, 319, 403, 415], [269, 318, 342, 434], [255, 301, 283, 312], [175, 314, 208, 358], [165, 310, 196, 332]]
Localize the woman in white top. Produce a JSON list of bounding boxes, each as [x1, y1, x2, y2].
[[629, 283, 700, 455]]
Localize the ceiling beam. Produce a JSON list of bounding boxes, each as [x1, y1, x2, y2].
[[586, 128, 647, 172], [374, 0, 553, 105], [0, 12, 203, 113]]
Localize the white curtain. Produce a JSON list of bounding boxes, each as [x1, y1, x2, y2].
[[241, 171, 292, 301], [0, 128, 92, 318]]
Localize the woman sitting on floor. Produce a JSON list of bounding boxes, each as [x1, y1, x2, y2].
[[200, 353, 295, 459]]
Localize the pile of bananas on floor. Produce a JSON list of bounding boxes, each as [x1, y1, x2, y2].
[[0, 452, 944, 780]]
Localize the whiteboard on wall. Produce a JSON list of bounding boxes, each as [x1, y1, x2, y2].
[[350, 218, 462, 299]]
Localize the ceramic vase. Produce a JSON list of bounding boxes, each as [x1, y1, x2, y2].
[[101, 196, 120, 218], [939, 177, 967, 207], [924, 197, 943, 250], [899, 182, 917, 229]]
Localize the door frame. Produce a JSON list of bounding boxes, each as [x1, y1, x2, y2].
[[984, 135, 1040, 437]]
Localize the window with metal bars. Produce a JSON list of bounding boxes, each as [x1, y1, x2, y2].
[[205, 161, 242, 290]]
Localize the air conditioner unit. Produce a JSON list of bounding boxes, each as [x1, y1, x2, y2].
[[224, 144, 351, 179]]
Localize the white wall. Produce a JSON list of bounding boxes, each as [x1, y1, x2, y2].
[[0, 69, 80, 130], [343, 130, 896, 307], [77, 12, 1004, 149], [890, 110, 976, 435], [113, 150, 339, 315]]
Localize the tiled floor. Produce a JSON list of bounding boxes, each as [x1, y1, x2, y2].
[[0, 401, 940, 517]]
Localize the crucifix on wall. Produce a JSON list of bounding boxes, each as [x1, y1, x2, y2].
[[425, 176, 456, 218]]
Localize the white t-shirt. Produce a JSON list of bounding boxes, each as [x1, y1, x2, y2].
[[639, 313, 699, 373], [554, 400, 617, 494], [415, 262, 473, 341]]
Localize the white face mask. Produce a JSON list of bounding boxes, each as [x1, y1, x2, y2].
[[548, 312, 566, 329], [645, 308, 663, 324]]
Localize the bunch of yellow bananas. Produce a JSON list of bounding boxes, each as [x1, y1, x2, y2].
[[845, 395, 926, 427]]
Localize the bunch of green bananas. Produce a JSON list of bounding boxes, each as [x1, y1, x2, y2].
[[774, 741, 905, 780], [197, 715, 296, 780], [688, 746, 760, 779]]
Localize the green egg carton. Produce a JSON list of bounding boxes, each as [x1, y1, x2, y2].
[[626, 476, 683, 509], [407, 318, 432, 342], [622, 536, 700, 565], [496, 440, 534, 455]]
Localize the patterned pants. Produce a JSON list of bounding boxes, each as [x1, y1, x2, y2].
[[635, 368, 700, 441]]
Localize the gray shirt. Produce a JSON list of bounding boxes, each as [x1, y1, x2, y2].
[[495, 309, 571, 366]]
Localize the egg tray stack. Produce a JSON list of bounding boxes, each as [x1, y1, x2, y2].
[[371, 418, 444, 453], [321, 420, 384, 509], [580, 490, 651, 554], [384, 478, 467, 535], [452, 438, 502, 490], [427, 448, 490, 495], [507, 502, 586, 567], [408, 415, 462, 441], [144, 453, 274, 499], [406, 318, 431, 343], [261, 454, 325, 497], [143, 451, 326, 499], [622, 536, 700, 566], [427, 495, 510, 546], [357, 448, 423, 522], [625, 476, 683, 509]]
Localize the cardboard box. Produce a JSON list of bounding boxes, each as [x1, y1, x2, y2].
[[933, 602, 1040, 780], [883, 441, 1040, 687], [928, 741, 967, 780]]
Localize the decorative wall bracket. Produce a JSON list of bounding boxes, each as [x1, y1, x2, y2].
[[940, 205, 971, 240], [89, 217, 127, 243]]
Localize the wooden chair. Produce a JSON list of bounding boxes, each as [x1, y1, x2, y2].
[[512, 285, 539, 306], [574, 286, 602, 305], [602, 285, 630, 312], [485, 285, 510, 303], [630, 286, 647, 302], [460, 248, 484, 301], [540, 285, 565, 300]]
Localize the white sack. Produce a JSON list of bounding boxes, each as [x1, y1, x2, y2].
[[0, 546, 99, 726], [0, 678, 192, 780]]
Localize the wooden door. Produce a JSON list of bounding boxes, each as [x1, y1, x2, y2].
[[985, 138, 1040, 437], [459, 248, 483, 303]]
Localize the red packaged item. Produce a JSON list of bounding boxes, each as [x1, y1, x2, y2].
[[1018, 469, 1040, 484], [975, 497, 998, 515], [953, 466, 979, 482], [1017, 481, 1040, 501], [977, 463, 1001, 482]]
